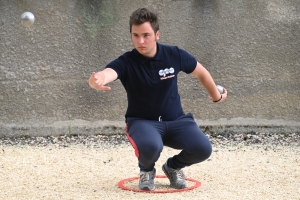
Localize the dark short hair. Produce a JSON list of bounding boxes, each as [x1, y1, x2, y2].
[[129, 8, 159, 33]]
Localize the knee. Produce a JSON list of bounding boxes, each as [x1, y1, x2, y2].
[[202, 142, 212, 159], [192, 142, 212, 161], [138, 142, 163, 161]]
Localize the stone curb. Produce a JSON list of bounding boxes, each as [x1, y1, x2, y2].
[[0, 118, 299, 138]]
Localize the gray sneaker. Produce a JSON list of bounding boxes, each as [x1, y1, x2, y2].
[[139, 168, 156, 190], [162, 162, 187, 189]]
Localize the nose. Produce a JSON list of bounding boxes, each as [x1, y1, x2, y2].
[[139, 37, 145, 44]]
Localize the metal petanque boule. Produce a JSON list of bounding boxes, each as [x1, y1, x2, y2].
[[21, 12, 35, 27]]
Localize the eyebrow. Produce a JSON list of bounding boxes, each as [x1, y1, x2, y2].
[[132, 32, 151, 35]]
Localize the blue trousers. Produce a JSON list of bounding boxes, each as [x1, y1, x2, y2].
[[126, 113, 212, 171]]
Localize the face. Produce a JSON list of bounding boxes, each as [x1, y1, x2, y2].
[[131, 22, 160, 58]]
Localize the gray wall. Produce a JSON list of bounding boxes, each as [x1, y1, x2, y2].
[[0, 0, 299, 137]]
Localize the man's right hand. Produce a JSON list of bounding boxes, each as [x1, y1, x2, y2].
[[88, 72, 112, 91]]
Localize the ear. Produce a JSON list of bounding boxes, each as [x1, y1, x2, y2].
[[155, 30, 160, 41]]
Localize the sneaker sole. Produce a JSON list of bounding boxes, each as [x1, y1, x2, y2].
[[139, 186, 156, 190]]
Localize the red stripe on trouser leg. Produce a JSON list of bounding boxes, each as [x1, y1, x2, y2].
[[126, 123, 139, 158]]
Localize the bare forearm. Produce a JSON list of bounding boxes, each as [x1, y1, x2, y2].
[[199, 70, 220, 101], [192, 62, 222, 101]]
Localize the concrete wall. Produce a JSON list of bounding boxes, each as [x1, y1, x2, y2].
[[0, 0, 299, 137]]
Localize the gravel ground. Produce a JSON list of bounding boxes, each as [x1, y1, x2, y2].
[[0, 131, 299, 200], [0, 130, 299, 148]]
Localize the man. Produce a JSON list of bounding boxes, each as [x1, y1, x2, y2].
[[89, 8, 227, 190]]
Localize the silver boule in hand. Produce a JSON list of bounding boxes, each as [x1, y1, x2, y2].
[[216, 85, 225, 94]]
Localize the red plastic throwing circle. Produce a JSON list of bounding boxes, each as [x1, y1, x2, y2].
[[118, 175, 201, 193]]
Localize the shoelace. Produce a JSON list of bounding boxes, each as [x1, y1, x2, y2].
[[139, 171, 151, 182], [170, 168, 185, 180]]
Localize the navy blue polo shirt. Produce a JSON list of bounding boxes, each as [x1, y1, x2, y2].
[[106, 43, 197, 121]]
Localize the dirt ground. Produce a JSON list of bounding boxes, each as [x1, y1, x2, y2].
[[0, 143, 299, 200]]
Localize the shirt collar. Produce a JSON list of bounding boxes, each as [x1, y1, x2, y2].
[[133, 43, 163, 64]]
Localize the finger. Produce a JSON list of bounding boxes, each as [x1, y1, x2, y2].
[[101, 86, 111, 91], [96, 86, 111, 91], [93, 72, 100, 80], [95, 76, 102, 84], [95, 79, 103, 85], [91, 72, 99, 82]]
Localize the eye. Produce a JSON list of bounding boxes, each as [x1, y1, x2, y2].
[[144, 33, 150, 37]]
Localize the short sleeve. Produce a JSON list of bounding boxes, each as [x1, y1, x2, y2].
[[179, 48, 197, 74]]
